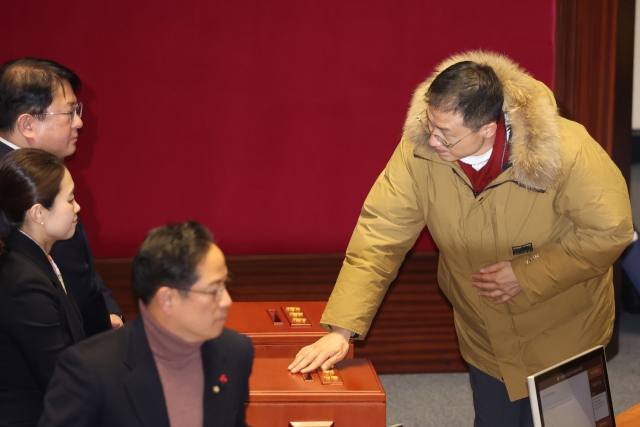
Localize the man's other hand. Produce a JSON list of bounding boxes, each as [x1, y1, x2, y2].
[[288, 326, 351, 373], [470, 261, 522, 304], [110, 314, 124, 328]]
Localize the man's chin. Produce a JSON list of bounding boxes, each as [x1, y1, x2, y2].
[[436, 152, 457, 162], [61, 141, 78, 158], [209, 327, 225, 340]]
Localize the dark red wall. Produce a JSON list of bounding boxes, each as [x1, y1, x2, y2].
[[2, 1, 555, 257]]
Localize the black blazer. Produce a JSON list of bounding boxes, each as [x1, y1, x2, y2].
[[39, 317, 254, 427], [0, 141, 122, 336], [0, 230, 85, 427], [50, 218, 119, 335], [0, 140, 12, 157]]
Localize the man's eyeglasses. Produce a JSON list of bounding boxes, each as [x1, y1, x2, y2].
[[416, 110, 482, 149], [185, 276, 232, 299], [38, 102, 83, 124]]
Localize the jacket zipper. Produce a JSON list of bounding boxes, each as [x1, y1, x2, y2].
[[451, 169, 546, 198], [413, 154, 546, 197]]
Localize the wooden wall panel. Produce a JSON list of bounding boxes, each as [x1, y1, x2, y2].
[[96, 252, 467, 375], [352, 253, 465, 374], [554, 0, 617, 155], [554, 0, 634, 178], [97, 259, 138, 320], [554, 0, 635, 358]]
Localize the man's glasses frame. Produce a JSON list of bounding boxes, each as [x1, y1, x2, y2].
[[416, 110, 483, 149], [37, 102, 83, 124], [184, 276, 232, 299]]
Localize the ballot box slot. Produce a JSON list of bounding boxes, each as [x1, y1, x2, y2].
[[282, 306, 312, 327], [267, 309, 283, 325], [299, 367, 343, 385]]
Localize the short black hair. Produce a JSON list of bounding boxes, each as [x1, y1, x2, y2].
[[132, 221, 215, 304], [0, 58, 81, 133], [426, 61, 503, 129]]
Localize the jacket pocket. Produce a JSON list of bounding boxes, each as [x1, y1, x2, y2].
[[508, 283, 594, 341]]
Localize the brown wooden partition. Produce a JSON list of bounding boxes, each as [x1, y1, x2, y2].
[[96, 252, 466, 375], [554, 0, 635, 358]]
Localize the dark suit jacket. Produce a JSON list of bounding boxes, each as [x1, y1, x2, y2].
[[50, 218, 119, 335], [0, 140, 122, 336], [0, 140, 12, 157], [0, 230, 85, 427], [39, 317, 254, 427]]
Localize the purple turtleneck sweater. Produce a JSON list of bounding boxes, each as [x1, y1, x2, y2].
[[139, 301, 205, 427]]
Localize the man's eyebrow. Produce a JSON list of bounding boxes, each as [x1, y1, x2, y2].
[[209, 277, 228, 286], [426, 113, 451, 133]]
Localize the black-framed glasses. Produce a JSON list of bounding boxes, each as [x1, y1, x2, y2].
[[185, 276, 232, 299], [38, 102, 83, 124], [416, 110, 482, 149]]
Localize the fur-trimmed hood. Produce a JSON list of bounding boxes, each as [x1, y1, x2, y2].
[[404, 51, 562, 190]]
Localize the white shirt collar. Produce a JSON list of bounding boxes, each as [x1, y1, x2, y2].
[[0, 135, 20, 150]]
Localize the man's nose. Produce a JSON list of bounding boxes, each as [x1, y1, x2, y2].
[[427, 133, 440, 147], [74, 115, 83, 129], [219, 288, 232, 308]]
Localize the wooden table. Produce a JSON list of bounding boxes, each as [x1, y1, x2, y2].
[[616, 402, 640, 427]]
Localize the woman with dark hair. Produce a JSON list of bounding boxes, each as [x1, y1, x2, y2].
[[0, 148, 85, 427]]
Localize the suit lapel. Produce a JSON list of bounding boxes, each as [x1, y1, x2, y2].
[[7, 230, 85, 342], [123, 317, 172, 427], [0, 142, 14, 234], [202, 339, 225, 427], [55, 278, 85, 342]]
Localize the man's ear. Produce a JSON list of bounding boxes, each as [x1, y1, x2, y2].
[[481, 122, 498, 140], [154, 286, 175, 315], [16, 114, 39, 143]]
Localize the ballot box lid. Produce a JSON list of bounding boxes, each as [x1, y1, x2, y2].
[[226, 301, 329, 343], [248, 358, 386, 403]]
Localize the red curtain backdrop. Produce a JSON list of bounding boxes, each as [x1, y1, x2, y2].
[[1, 1, 555, 257]]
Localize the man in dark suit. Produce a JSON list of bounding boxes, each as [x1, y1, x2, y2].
[[39, 221, 254, 427], [0, 58, 123, 334]]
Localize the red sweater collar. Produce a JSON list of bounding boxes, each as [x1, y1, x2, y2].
[[457, 115, 509, 194]]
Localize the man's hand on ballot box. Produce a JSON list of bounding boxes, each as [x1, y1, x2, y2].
[[288, 326, 351, 373]]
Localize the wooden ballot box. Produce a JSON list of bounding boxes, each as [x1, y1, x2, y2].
[[226, 301, 354, 358], [246, 358, 386, 427]]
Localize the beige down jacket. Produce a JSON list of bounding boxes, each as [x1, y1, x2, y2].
[[320, 51, 634, 401]]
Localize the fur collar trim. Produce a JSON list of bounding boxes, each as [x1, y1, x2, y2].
[[404, 50, 562, 190]]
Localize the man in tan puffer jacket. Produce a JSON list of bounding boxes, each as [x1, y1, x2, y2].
[[289, 51, 633, 426]]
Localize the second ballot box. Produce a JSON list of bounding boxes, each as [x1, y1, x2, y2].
[[246, 358, 386, 427], [225, 301, 354, 358]]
